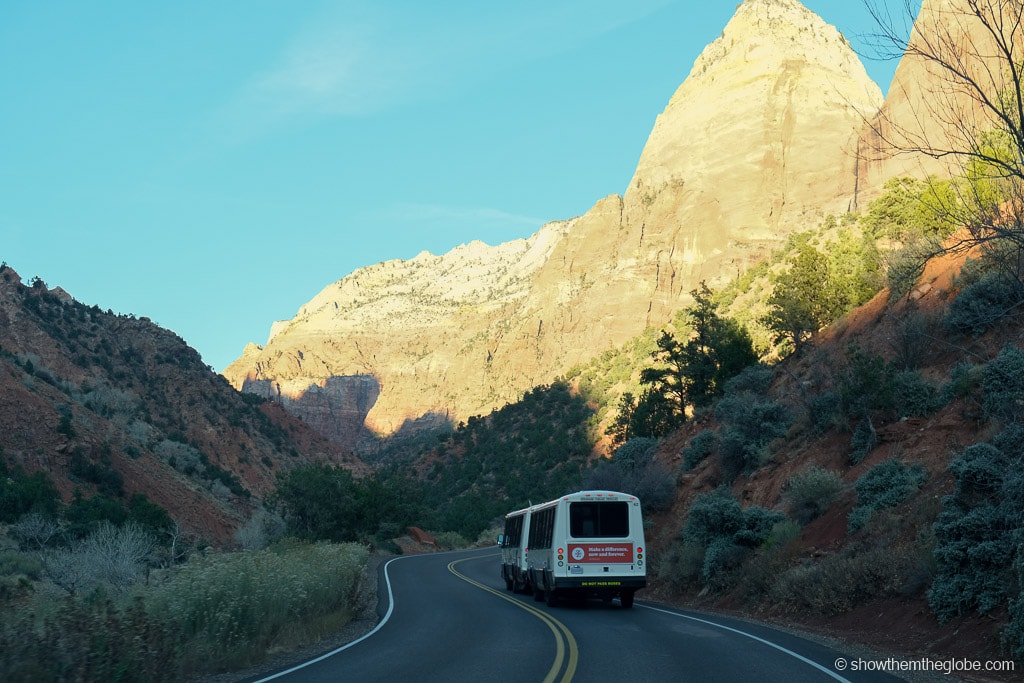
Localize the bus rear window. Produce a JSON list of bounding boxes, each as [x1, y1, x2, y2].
[[569, 501, 629, 538]]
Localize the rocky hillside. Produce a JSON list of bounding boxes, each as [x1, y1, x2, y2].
[[630, 240, 1015, 671], [0, 266, 364, 544], [224, 0, 886, 448]]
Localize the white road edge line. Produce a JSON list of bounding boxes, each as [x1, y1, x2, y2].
[[638, 604, 853, 683], [251, 556, 404, 682]]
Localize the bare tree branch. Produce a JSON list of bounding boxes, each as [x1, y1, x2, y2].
[[861, 0, 1024, 280]]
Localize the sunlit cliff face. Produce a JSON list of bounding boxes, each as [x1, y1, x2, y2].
[[224, 0, 891, 447]]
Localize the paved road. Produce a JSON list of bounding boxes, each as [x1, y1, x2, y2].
[[247, 547, 907, 683]]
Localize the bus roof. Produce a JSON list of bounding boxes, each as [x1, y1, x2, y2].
[[530, 490, 640, 511]]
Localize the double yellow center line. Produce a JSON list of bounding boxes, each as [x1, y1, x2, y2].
[[449, 556, 578, 683]]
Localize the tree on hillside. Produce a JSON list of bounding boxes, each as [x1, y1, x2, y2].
[[828, 229, 887, 310], [612, 386, 679, 443], [677, 283, 759, 409], [762, 244, 842, 354], [861, 176, 960, 241], [638, 331, 689, 425], [863, 0, 1024, 282], [613, 283, 757, 442]]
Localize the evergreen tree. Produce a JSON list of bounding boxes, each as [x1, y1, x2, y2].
[[763, 244, 841, 354], [624, 283, 757, 439], [638, 331, 688, 425], [678, 283, 758, 408]]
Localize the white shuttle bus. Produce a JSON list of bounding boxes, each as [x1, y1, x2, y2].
[[500, 490, 646, 608], [499, 504, 532, 593]]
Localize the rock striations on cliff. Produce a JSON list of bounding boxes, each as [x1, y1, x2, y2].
[[223, 0, 885, 448], [629, 0, 882, 229], [854, 0, 1016, 202]]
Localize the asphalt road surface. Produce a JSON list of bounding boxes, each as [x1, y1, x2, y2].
[[246, 547, 907, 683]]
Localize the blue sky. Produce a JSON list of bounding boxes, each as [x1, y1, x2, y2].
[[1, 1, 909, 372]]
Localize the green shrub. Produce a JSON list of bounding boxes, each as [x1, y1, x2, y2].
[[0, 549, 43, 603], [992, 424, 1024, 458], [838, 344, 895, 416], [783, 466, 845, 524], [890, 369, 940, 417], [735, 506, 787, 547], [805, 391, 843, 435], [764, 519, 802, 548], [0, 598, 179, 682], [714, 394, 792, 480], [941, 361, 982, 401], [889, 310, 939, 370], [982, 344, 1024, 423], [702, 537, 747, 583], [848, 459, 927, 533], [127, 493, 173, 534], [612, 437, 659, 465], [682, 489, 785, 587], [861, 176, 957, 241], [70, 450, 124, 498], [948, 442, 1011, 502], [64, 492, 130, 536], [0, 549, 42, 579], [945, 271, 1024, 335], [433, 531, 469, 550], [682, 430, 717, 471], [1, 540, 368, 679], [655, 541, 704, 591], [930, 503, 1022, 620], [683, 489, 744, 546], [722, 364, 774, 395], [0, 461, 62, 523], [837, 345, 938, 420], [144, 540, 368, 674], [929, 440, 1024, 622], [769, 542, 924, 615], [740, 523, 802, 600]]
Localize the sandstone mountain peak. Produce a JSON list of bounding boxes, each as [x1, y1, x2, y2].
[[224, 3, 887, 448], [696, 0, 863, 76], [630, 0, 881, 224]]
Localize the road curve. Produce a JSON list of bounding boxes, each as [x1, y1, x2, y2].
[[246, 547, 905, 683]]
